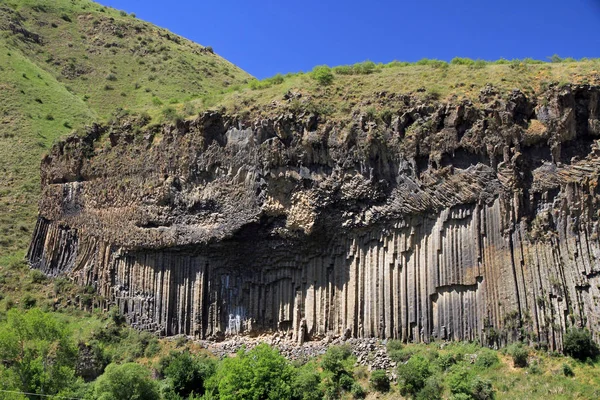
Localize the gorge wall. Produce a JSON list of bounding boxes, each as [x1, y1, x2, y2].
[[28, 84, 600, 350]]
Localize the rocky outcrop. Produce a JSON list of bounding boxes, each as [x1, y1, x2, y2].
[[28, 84, 600, 350]]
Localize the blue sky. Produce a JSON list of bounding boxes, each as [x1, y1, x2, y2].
[[101, 0, 600, 79]]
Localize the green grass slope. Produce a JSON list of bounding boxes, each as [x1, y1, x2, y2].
[[194, 59, 600, 120], [0, 0, 252, 262]]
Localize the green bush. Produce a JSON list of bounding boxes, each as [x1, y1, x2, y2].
[[248, 73, 285, 90], [311, 65, 334, 85], [321, 344, 354, 378], [550, 54, 563, 63], [386, 339, 403, 352], [447, 364, 496, 400], [350, 382, 366, 399], [333, 65, 353, 75], [437, 353, 457, 370], [369, 369, 390, 392], [0, 309, 78, 396], [94, 362, 160, 400], [339, 373, 355, 391], [206, 344, 294, 399], [473, 59, 487, 69], [397, 355, 432, 396], [159, 351, 215, 398], [162, 107, 183, 124], [387, 340, 413, 363], [353, 61, 376, 74], [291, 362, 323, 400], [416, 375, 443, 400], [508, 344, 529, 367], [268, 73, 284, 85], [21, 294, 36, 309], [527, 360, 543, 375], [561, 363, 574, 377], [447, 364, 472, 396], [416, 59, 448, 68], [451, 57, 475, 65], [386, 60, 411, 68], [563, 327, 600, 361], [450, 394, 472, 400], [30, 269, 47, 284], [471, 376, 495, 399], [475, 348, 499, 368]]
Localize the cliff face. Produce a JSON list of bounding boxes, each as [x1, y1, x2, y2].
[[28, 84, 600, 349]]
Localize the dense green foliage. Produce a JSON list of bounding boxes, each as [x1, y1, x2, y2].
[[206, 344, 295, 400], [310, 65, 334, 85], [0, 307, 600, 399], [563, 327, 600, 361], [159, 351, 216, 398], [397, 355, 433, 396], [369, 369, 390, 392], [508, 344, 529, 368], [0, 308, 78, 397], [93, 362, 160, 400]]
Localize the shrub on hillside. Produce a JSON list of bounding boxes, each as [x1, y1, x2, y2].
[[416, 375, 443, 400], [351, 382, 366, 399], [447, 364, 472, 396], [311, 65, 334, 85], [475, 348, 499, 368], [369, 370, 390, 392], [471, 376, 495, 399], [563, 327, 600, 361], [352, 61, 376, 74], [561, 363, 574, 377], [94, 362, 160, 400], [159, 351, 216, 398], [291, 362, 322, 400], [447, 365, 495, 400], [451, 57, 475, 65], [333, 65, 353, 75], [30, 269, 47, 284], [397, 355, 432, 396], [321, 344, 354, 377], [437, 353, 457, 370], [206, 344, 294, 399], [508, 344, 529, 368]]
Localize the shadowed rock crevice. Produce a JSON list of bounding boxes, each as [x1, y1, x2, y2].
[[28, 85, 600, 350]]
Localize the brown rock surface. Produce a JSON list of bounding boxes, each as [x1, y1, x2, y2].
[[28, 84, 600, 350]]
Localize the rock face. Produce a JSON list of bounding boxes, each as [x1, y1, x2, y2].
[[28, 84, 600, 350]]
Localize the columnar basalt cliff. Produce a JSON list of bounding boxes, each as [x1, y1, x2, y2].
[[29, 84, 600, 350]]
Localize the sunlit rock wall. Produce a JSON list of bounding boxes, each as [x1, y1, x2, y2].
[[29, 84, 600, 349]]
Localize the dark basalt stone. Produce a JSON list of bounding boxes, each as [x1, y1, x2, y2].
[[28, 85, 600, 350]]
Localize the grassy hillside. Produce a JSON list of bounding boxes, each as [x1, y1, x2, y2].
[[0, 0, 252, 262], [190, 58, 600, 120]]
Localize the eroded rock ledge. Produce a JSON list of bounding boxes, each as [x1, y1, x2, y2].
[[29, 84, 600, 350]]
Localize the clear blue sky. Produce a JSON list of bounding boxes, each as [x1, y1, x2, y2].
[[101, 0, 600, 79]]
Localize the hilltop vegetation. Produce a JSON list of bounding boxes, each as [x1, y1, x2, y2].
[[192, 57, 600, 120]]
